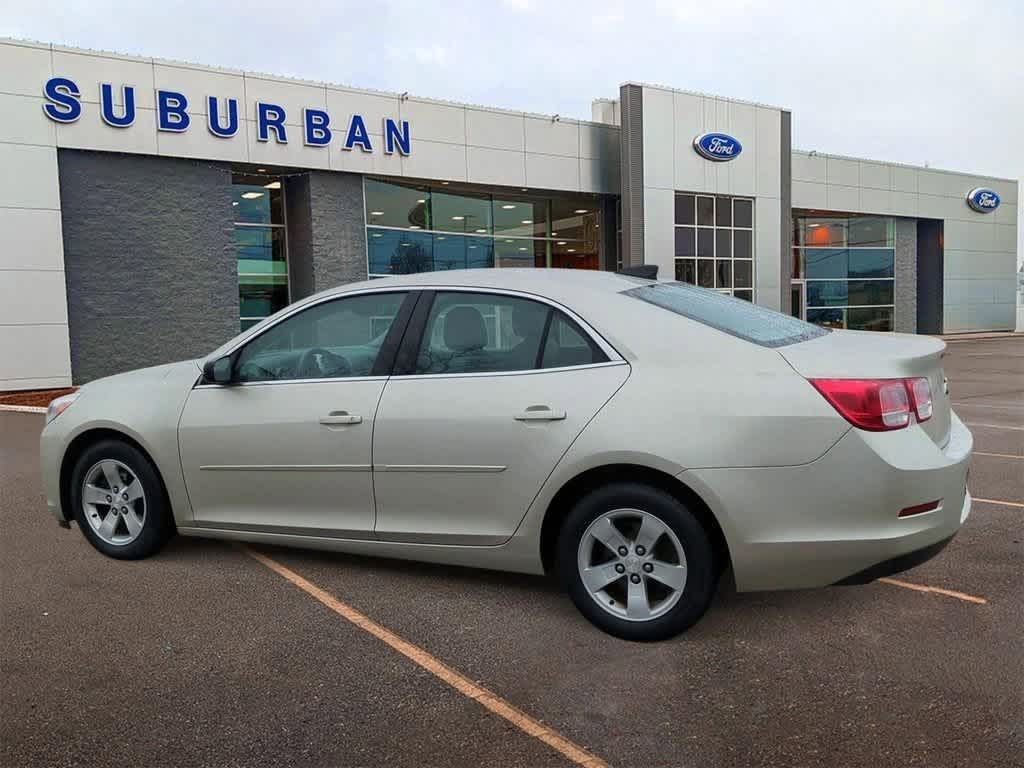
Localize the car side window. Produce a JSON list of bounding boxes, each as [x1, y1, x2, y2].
[[234, 292, 407, 382], [541, 312, 606, 369], [413, 292, 606, 375]]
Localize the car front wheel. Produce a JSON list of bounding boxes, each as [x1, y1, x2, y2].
[[69, 439, 174, 560], [559, 482, 718, 641]]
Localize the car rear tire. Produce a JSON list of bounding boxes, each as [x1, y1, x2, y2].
[[558, 482, 718, 641], [69, 439, 174, 560]]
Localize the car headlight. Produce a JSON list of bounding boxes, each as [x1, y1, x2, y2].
[[45, 392, 79, 424]]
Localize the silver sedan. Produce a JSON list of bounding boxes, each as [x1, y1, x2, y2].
[[40, 270, 972, 640]]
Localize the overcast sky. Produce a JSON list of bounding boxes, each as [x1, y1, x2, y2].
[[3, 0, 1021, 264]]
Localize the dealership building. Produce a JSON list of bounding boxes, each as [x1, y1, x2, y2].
[[0, 37, 1019, 390]]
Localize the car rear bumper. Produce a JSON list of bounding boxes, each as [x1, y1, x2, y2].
[[683, 411, 973, 591]]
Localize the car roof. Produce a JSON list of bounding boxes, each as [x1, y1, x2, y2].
[[317, 268, 649, 303]]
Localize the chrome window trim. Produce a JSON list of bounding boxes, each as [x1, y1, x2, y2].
[[387, 359, 628, 382], [208, 284, 624, 378]]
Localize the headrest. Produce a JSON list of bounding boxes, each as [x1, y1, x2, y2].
[[443, 305, 487, 352]]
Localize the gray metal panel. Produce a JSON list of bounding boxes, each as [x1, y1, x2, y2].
[[283, 173, 315, 301], [894, 218, 918, 334], [619, 84, 644, 267], [57, 150, 237, 383], [779, 110, 793, 315]]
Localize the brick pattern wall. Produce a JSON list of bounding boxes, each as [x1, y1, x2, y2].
[[58, 150, 237, 383]]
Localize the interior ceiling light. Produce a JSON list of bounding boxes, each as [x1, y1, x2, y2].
[[231, 201, 238, 206], [371, 233, 382, 237], [505, 239, 513, 243], [574, 209, 588, 214], [475, 228, 487, 233], [416, 198, 426, 203], [521, 220, 532, 224], [557, 241, 567, 245], [451, 215, 465, 221], [551, 232, 558, 236], [241, 192, 264, 199], [501, 204, 516, 210], [263, 181, 281, 189], [518, 247, 527, 251], [568, 248, 576, 253], [370, 211, 384, 216], [256, 168, 267, 172], [441, 181, 450, 185], [409, 225, 420, 229]]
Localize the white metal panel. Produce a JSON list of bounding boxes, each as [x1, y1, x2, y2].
[[888, 190, 918, 217], [826, 184, 859, 211], [755, 196, 781, 309], [579, 157, 616, 194], [641, 187, 674, 279], [247, 124, 331, 170], [0, 143, 60, 209], [52, 48, 157, 109], [466, 146, 525, 186], [891, 165, 918, 193], [859, 162, 891, 190], [754, 107, 781, 199], [158, 116, 250, 163], [466, 108, 524, 152], [0, 270, 68, 325], [728, 101, 757, 195], [641, 86, 674, 191], [524, 116, 578, 157], [0, 93, 56, 146], [792, 179, 826, 209], [153, 63, 246, 117], [0, 40, 51, 97], [791, 152, 827, 183], [326, 87, 403, 134], [579, 123, 616, 159], [0, 324, 71, 386], [0, 208, 63, 270], [398, 99, 466, 144], [826, 157, 858, 187], [858, 187, 891, 214], [525, 152, 579, 191], [336, 139, 404, 175], [55, 102, 160, 155], [401, 138, 467, 182], [242, 74, 326, 127], [671, 91, 706, 193]]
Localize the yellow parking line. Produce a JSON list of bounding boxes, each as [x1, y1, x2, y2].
[[879, 577, 987, 604], [974, 451, 1023, 460], [243, 546, 609, 768], [974, 497, 1024, 509]]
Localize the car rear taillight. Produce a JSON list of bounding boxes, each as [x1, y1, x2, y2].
[[809, 377, 932, 432]]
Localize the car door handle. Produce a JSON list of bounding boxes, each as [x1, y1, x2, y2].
[[319, 411, 362, 426], [514, 405, 566, 422]]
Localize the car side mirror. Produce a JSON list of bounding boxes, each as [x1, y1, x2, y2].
[[202, 355, 236, 385]]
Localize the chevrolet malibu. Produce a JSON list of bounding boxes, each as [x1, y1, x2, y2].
[[40, 270, 972, 641]]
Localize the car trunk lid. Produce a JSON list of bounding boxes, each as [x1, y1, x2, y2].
[[777, 330, 950, 445]]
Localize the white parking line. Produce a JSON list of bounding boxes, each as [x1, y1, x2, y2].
[[0, 405, 46, 414], [974, 451, 1023, 460], [974, 498, 1024, 509], [952, 401, 1024, 411]]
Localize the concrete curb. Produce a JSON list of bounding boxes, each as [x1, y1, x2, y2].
[[0, 405, 47, 414]]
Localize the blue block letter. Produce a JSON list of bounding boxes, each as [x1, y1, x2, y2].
[[304, 108, 332, 146], [207, 97, 239, 138], [100, 83, 136, 127], [383, 118, 411, 155], [42, 77, 81, 123], [157, 90, 190, 132], [344, 114, 373, 152], [257, 102, 287, 143]]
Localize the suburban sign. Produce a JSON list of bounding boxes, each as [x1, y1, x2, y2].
[[693, 132, 742, 162], [966, 187, 1001, 213], [41, 77, 412, 155]]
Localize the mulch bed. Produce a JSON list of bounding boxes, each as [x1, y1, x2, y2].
[[0, 387, 78, 408]]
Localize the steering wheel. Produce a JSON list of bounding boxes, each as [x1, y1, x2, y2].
[[295, 347, 351, 378]]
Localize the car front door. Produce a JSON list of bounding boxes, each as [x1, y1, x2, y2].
[[371, 289, 630, 545], [178, 290, 413, 537]]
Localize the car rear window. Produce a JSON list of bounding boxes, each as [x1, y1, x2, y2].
[[622, 281, 828, 348]]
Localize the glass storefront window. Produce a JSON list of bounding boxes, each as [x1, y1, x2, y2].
[[234, 173, 289, 331], [794, 213, 896, 332], [673, 193, 754, 299], [364, 179, 602, 277]]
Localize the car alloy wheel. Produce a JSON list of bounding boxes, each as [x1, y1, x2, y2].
[[576, 508, 687, 622], [81, 459, 147, 546]]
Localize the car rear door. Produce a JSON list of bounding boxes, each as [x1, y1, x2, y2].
[[371, 289, 629, 545], [178, 290, 414, 537]]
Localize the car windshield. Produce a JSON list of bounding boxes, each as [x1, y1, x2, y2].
[[622, 281, 828, 348]]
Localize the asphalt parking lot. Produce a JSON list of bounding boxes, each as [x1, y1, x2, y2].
[[1, 337, 1021, 768]]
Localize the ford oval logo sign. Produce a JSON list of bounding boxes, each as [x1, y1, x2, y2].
[[693, 132, 742, 162], [966, 187, 1000, 213]]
